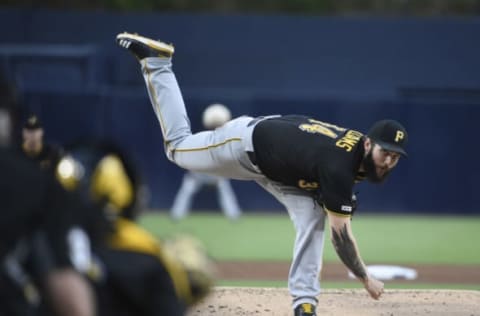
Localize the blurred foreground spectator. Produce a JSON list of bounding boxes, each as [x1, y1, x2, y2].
[[56, 141, 216, 315], [0, 78, 97, 316]]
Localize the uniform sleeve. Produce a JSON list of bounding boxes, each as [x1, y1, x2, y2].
[[317, 168, 355, 217]]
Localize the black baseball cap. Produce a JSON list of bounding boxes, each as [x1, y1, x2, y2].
[[24, 115, 42, 130], [367, 119, 408, 157]]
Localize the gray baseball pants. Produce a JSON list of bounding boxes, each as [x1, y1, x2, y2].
[[141, 57, 327, 308]]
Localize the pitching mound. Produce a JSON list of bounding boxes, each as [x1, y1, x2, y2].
[[188, 287, 479, 316]]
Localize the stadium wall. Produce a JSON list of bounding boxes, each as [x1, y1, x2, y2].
[[1, 8, 479, 214]]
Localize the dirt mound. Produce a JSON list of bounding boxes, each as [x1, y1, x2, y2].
[[188, 287, 479, 316]]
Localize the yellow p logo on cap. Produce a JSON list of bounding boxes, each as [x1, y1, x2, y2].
[[395, 131, 404, 142]]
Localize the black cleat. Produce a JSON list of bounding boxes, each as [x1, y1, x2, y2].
[[116, 32, 174, 60], [294, 303, 317, 316]]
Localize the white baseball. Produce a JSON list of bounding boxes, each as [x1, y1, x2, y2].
[[202, 103, 232, 129]]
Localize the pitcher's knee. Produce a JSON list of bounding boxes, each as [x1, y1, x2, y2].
[[163, 143, 176, 162], [165, 146, 193, 171], [163, 135, 190, 163]]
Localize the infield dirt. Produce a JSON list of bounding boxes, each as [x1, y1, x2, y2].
[[188, 287, 480, 316]]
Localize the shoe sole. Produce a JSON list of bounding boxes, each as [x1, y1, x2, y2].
[[116, 32, 175, 55]]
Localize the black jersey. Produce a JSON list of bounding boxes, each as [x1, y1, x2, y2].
[[252, 115, 366, 216], [20, 143, 63, 172]]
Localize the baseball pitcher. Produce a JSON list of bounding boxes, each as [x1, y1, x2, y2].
[[116, 32, 408, 316]]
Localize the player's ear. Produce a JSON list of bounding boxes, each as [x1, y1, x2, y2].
[[364, 137, 372, 152]]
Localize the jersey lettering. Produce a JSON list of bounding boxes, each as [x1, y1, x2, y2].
[[298, 179, 319, 190], [335, 130, 363, 152], [299, 123, 337, 139], [308, 119, 346, 132]]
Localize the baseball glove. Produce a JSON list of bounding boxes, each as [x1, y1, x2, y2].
[[163, 235, 215, 305]]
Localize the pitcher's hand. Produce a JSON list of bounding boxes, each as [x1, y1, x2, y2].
[[363, 276, 384, 300]]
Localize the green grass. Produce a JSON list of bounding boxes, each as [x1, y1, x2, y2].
[[140, 213, 296, 261], [139, 212, 480, 265], [216, 280, 480, 290]]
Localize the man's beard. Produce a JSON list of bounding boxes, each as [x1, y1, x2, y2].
[[363, 149, 390, 183]]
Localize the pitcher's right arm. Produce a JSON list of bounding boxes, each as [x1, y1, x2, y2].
[[326, 211, 384, 300]]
